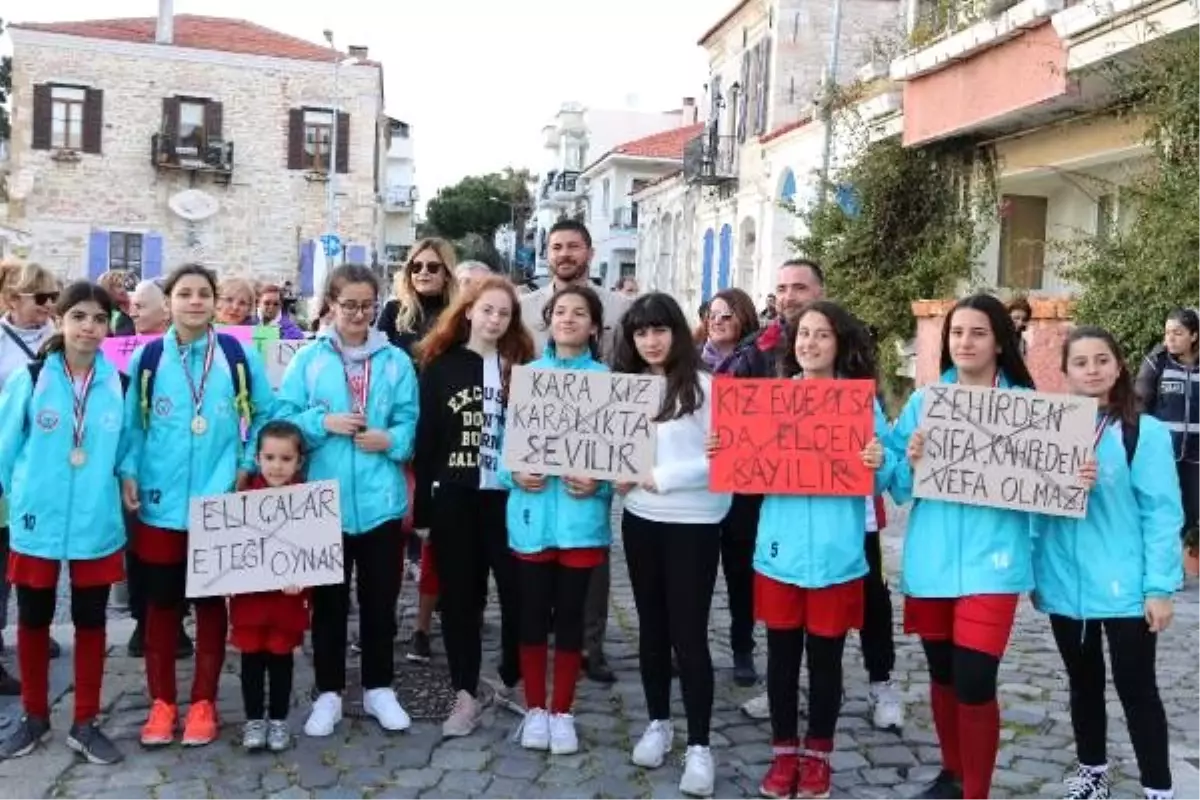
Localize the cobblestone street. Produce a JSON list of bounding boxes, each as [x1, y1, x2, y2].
[[1, 512, 1197, 799]]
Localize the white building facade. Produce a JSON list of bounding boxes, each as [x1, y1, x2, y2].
[[6, 12, 387, 292], [380, 118, 417, 268]]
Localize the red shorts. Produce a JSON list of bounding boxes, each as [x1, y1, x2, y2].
[[230, 625, 306, 655], [903, 594, 1019, 658], [754, 572, 864, 636], [512, 547, 607, 569], [418, 539, 439, 596], [7, 550, 125, 589], [132, 520, 188, 565]]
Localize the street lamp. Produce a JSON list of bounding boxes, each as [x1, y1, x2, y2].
[[323, 29, 339, 248], [489, 195, 526, 278]]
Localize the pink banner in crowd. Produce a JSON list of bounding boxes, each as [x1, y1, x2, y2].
[[101, 326, 255, 373]]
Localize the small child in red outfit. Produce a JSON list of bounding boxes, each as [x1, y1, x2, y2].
[[230, 420, 310, 752]]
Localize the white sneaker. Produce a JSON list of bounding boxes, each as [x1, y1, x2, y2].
[[869, 680, 905, 729], [679, 744, 715, 797], [520, 708, 550, 751], [549, 713, 578, 755], [363, 688, 411, 732], [631, 719, 674, 768], [303, 692, 343, 737], [741, 691, 770, 720], [442, 690, 481, 738]]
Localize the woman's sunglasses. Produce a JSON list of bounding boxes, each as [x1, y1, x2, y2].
[[408, 260, 444, 275], [20, 292, 59, 306]]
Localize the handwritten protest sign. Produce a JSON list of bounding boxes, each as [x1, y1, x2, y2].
[[913, 384, 1097, 518], [502, 367, 664, 482], [185, 480, 344, 598], [249, 324, 279, 358], [265, 339, 309, 389], [710, 377, 876, 495], [102, 326, 257, 373]]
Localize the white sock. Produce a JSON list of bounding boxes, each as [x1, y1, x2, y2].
[[1081, 763, 1108, 775], [1144, 788, 1174, 799]]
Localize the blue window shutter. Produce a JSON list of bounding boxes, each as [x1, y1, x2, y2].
[[142, 233, 164, 279], [347, 244, 367, 265], [87, 231, 109, 282], [717, 224, 732, 290], [701, 229, 715, 302], [299, 239, 315, 297]]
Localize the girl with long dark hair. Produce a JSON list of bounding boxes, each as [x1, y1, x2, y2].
[[119, 263, 277, 749], [754, 301, 895, 799], [507, 284, 611, 755], [0, 282, 127, 764], [1033, 326, 1181, 800], [414, 275, 535, 738], [613, 292, 729, 798], [888, 293, 1037, 799], [278, 264, 419, 738]]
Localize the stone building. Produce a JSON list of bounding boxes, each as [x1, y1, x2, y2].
[[6, 9, 387, 291]]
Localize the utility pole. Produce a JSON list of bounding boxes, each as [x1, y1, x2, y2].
[[323, 29, 339, 250], [817, 0, 844, 206]]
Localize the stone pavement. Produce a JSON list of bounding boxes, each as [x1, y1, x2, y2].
[[1, 512, 1197, 799]]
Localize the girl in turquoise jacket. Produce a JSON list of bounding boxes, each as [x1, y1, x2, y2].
[[888, 293, 1038, 800], [504, 284, 612, 756], [1032, 326, 1181, 800], [277, 264, 418, 740], [117, 263, 276, 751], [0, 282, 129, 766], [750, 301, 894, 800]]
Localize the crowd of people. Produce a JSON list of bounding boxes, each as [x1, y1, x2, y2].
[[0, 218, 1194, 800]]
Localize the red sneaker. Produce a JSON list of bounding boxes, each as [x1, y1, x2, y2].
[[795, 752, 831, 799], [759, 752, 800, 798]]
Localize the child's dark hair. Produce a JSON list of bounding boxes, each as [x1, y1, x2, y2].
[[163, 262, 218, 296], [940, 293, 1036, 388], [777, 300, 878, 381], [542, 284, 604, 357], [256, 420, 306, 458], [38, 281, 114, 359], [613, 292, 705, 422], [1062, 325, 1138, 427]]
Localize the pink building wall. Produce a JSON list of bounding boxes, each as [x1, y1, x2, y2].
[[912, 298, 1073, 393], [902, 22, 1070, 146]]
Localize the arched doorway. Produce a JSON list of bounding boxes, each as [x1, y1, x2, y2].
[[737, 217, 756, 291]]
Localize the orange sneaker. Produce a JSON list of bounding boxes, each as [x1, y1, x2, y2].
[[181, 700, 219, 746], [140, 699, 177, 747]]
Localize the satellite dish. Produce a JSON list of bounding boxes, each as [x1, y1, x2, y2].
[[169, 189, 219, 221]]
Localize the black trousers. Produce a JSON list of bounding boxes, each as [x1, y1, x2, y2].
[[0, 526, 9, 634], [311, 522, 403, 692], [1050, 615, 1172, 791], [1179, 461, 1198, 539], [430, 485, 519, 695], [241, 652, 294, 720], [767, 627, 846, 742], [623, 510, 720, 746], [720, 494, 760, 655], [517, 559, 592, 650], [861, 531, 895, 682]]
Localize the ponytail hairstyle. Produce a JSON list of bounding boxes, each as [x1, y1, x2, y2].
[[37, 281, 115, 359], [542, 283, 605, 358], [940, 293, 1035, 389], [1061, 325, 1138, 428]]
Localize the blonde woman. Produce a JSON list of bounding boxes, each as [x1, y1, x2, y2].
[[0, 260, 65, 689], [96, 270, 135, 336], [377, 238, 458, 353], [215, 277, 256, 326]]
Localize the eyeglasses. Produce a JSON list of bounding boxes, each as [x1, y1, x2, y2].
[[336, 300, 377, 316], [408, 260, 444, 275], [709, 312, 735, 323], [20, 292, 59, 306]]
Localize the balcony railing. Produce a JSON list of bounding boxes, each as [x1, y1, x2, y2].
[[151, 133, 234, 180], [683, 132, 737, 186], [384, 185, 418, 211], [611, 206, 638, 230], [552, 171, 583, 199]]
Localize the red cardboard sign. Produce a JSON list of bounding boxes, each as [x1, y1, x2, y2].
[[710, 377, 876, 496]]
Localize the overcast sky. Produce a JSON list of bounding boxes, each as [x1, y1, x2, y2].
[[2, 0, 733, 205]]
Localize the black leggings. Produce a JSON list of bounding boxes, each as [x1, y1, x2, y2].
[[623, 510, 720, 746], [17, 584, 108, 630], [517, 559, 592, 650], [430, 485, 519, 695], [241, 652, 294, 720], [311, 522, 403, 692], [1050, 615, 1172, 791], [921, 639, 1001, 705], [1179, 461, 1198, 539], [861, 531, 895, 682], [719, 494, 760, 655], [767, 628, 846, 742]]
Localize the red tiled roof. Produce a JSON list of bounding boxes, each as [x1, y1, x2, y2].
[[759, 114, 815, 143], [12, 15, 355, 64], [611, 122, 704, 160], [698, 0, 753, 46]]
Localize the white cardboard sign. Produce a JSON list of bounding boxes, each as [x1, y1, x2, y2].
[[186, 480, 344, 598], [265, 339, 309, 389], [913, 384, 1098, 519]]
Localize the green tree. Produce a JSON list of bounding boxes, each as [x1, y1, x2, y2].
[[424, 167, 533, 243], [0, 18, 11, 140]]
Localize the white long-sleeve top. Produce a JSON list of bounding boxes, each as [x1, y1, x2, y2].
[[624, 372, 732, 525]]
